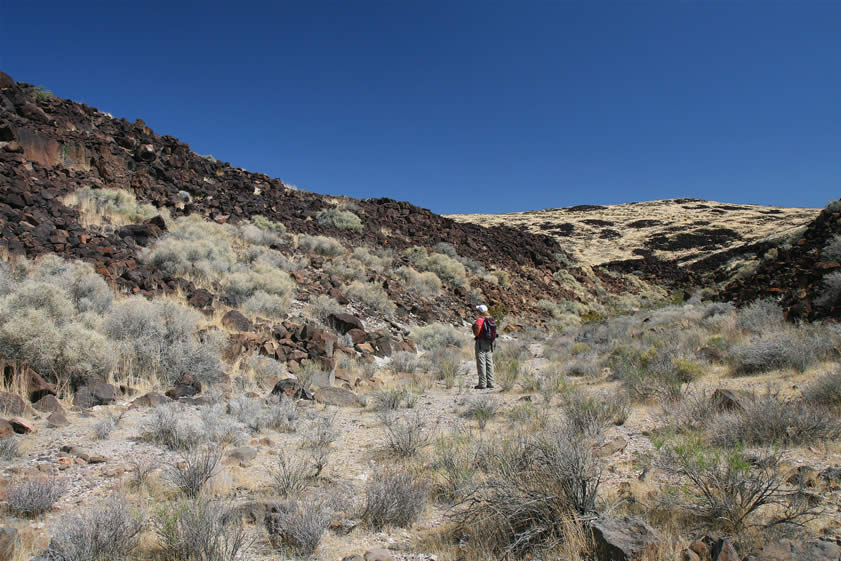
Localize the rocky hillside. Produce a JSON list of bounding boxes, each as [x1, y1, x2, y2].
[[0, 71, 641, 330], [447, 198, 816, 268]]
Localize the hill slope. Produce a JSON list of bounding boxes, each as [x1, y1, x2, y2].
[[447, 198, 816, 267]]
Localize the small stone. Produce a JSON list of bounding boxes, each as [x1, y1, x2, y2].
[[47, 410, 69, 427], [364, 549, 393, 561], [0, 527, 21, 561], [8, 417, 34, 434], [590, 516, 661, 561], [711, 538, 739, 561], [33, 394, 63, 413], [227, 447, 258, 463], [314, 387, 364, 407], [342, 555, 364, 561]]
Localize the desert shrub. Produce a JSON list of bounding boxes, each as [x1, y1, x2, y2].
[[310, 294, 345, 323], [242, 291, 290, 319], [272, 450, 311, 497], [1, 280, 74, 322], [735, 298, 784, 334], [344, 280, 395, 315], [264, 399, 299, 431], [656, 387, 712, 434], [244, 353, 287, 385], [405, 247, 468, 287], [352, 246, 392, 272], [802, 367, 841, 407], [433, 242, 487, 275], [153, 497, 252, 561], [372, 387, 412, 410], [427, 347, 460, 387], [141, 403, 206, 450], [226, 397, 266, 433], [265, 498, 333, 555], [816, 271, 841, 308], [0, 310, 114, 384], [608, 344, 685, 401], [297, 234, 345, 256], [324, 256, 367, 282], [656, 437, 818, 534], [727, 329, 833, 375], [141, 218, 235, 282], [412, 322, 464, 350], [433, 434, 479, 502], [164, 446, 223, 497], [93, 411, 123, 440], [822, 234, 841, 262], [222, 264, 294, 305], [316, 207, 363, 231], [562, 390, 629, 438], [364, 469, 428, 531], [563, 355, 601, 377], [462, 395, 500, 429], [44, 496, 144, 561], [702, 301, 736, 319], [199, 404, 247, 446], [0, 437, 19, 460], [30, 257, 113, 314], [105, 297, 222, 385], [488, 269, 511, 288], [6, 478, 66, 516], [458, 426, 600, 556], [302, 413, 338, 477], [709, 392, 841, 447], [537, 299, 562, 319], [64, 187, 161, 226], [381, 411, 432, 457], [239, 216, 287, 247], [396, 266, 442, 298], [389, 351, 421, 374]]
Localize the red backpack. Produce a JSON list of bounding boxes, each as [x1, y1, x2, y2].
[[480, 316, 497, 342]]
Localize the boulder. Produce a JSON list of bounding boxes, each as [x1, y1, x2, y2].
[[166, 385, 199, 399], [590, 516, 661, 561], [117, 223, 163, 246], [74, 381, 118, 408], [187, 288, 214, 313], [710, 388, 751, 412], [8, 417, 34, 434], [47, 410, 69, 427], [346, 328, 369, 345], [0, 71, 15, 89], [134, 143, 156, 162], [750, 539, 841, 561], [327, 313, 364, 335], [270, 379, 313, 400], [222, 310, 253, 332], [130, 392, 169, 408], [33, 394, 63, 414], [0, 528, 20, 561], [0, 391, 30, 416], [227, 446, 258, 463], [314, 387, 364, 408]]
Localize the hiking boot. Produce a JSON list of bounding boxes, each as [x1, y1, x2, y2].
[[474, 385, 486, 390], [486, 384, 495, 389]]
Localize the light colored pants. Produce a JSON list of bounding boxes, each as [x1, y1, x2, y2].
[[475, 339, 495, 387]]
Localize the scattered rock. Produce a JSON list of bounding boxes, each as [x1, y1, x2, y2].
[[594, 437, 628, 457], [590, 516, 661, 561], [60, 445, 107, 464], [314, 387, 364, 407], [328, 313, 364, 335], [21, 368, 56, 402], [342, 555, 364, 561], [270, 379, 313, 400], [787, 465, 819, 487], [222, 310, 253, 332]]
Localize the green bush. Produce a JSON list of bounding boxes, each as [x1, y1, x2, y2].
[[352, 247, 393, 272], [316, 207, 364, 231]]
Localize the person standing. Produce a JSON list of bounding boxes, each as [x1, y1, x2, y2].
[[472, 304, 497, 389]]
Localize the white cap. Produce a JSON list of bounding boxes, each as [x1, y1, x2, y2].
[[476, 304, 488, 313]]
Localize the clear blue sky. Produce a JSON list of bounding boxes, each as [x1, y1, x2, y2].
[[2, 1, 839, 214]]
